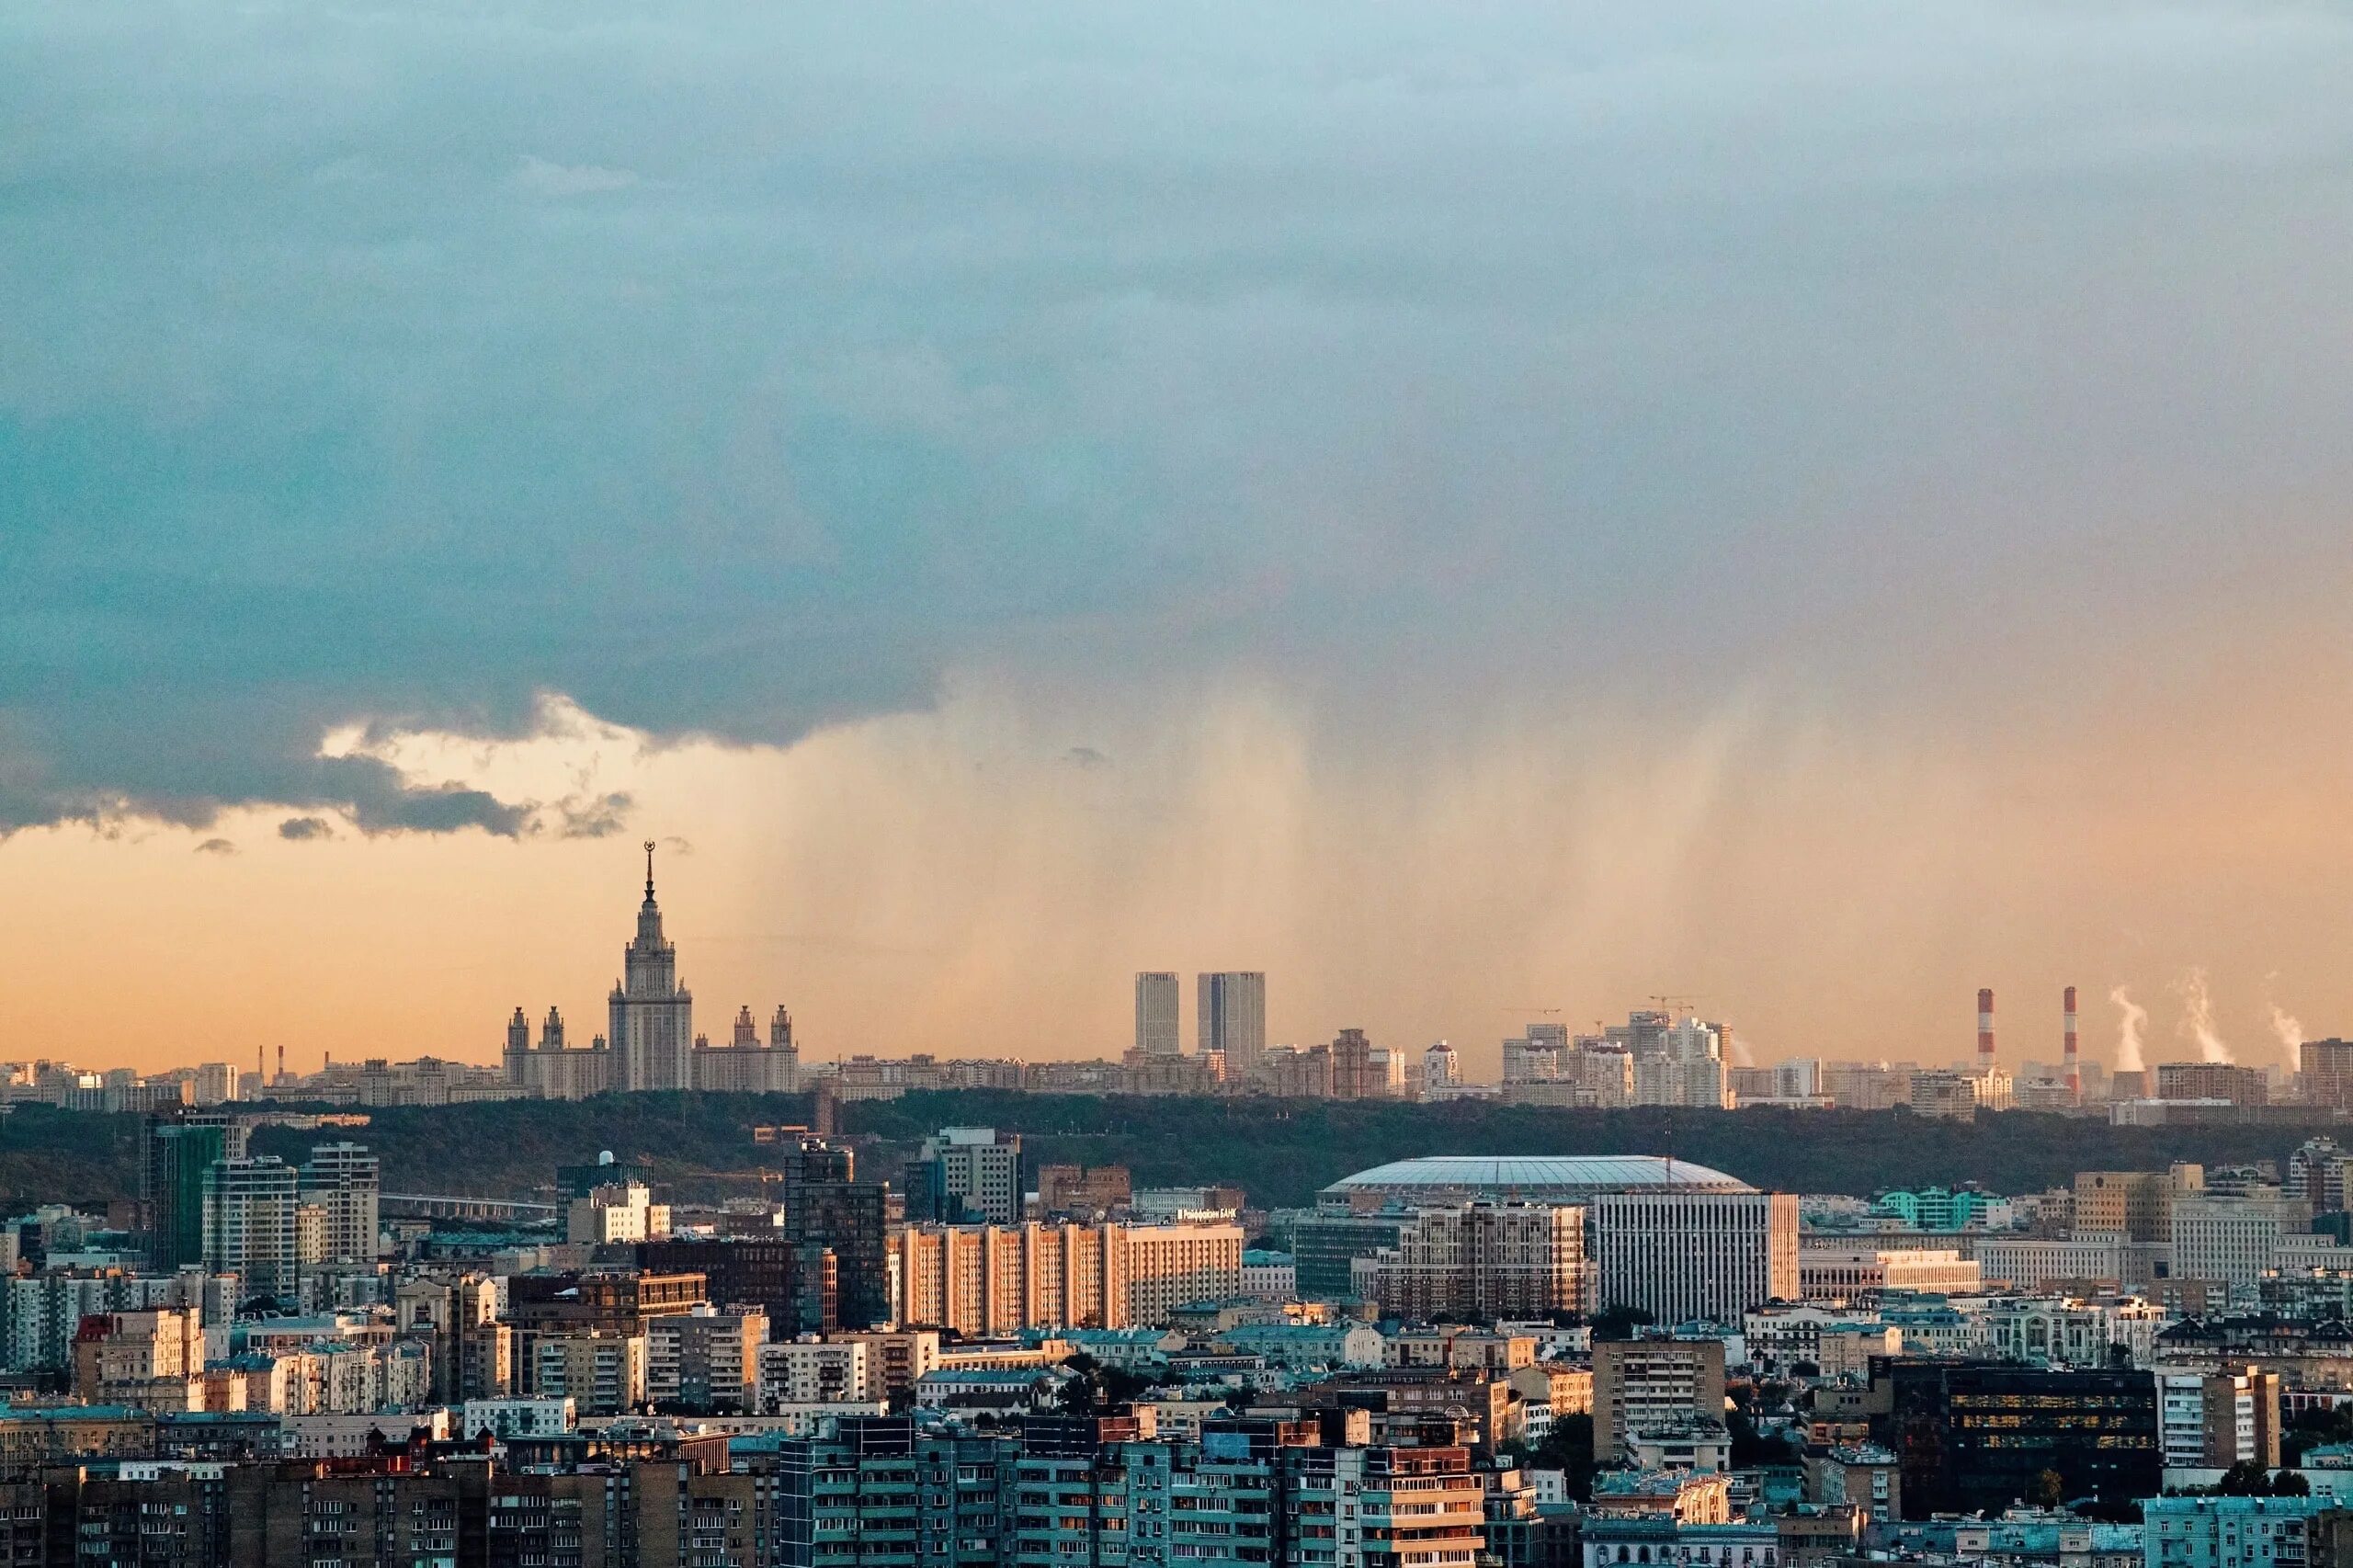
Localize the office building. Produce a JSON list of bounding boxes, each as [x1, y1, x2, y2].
[[639, 1237, 830, 1338], [202, 1154, 300, 1299], [506, 1270, 709, 1337], [906, 1127, 1025, 1225], [1875, 1360, 2159, 1517], [2173, 1180, 2310, 1297], [1199, 971, 1267, 1073], [1808, 1443, 1902, 1525], [1353, 1203, 1591, 1320], [1799, 1247, 1981, 1301], [1593, 1336, 1728, 1462], [1291, 1210, 1414, 1300], [142, 1109, 246, 1271], [779, 1138, 891, 1329], [1135, 971, 1181, 1057], [2075, 1167, 2199, 1244], [1588, 1189, 1800, 1324]]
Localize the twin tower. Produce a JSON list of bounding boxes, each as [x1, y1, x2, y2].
[[503, 844, 800, 1099]]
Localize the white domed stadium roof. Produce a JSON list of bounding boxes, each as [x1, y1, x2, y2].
[[1321, 1154, 1754, 1202]]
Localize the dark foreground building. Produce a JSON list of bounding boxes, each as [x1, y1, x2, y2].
[[1874, 1358, 2159, 1517]]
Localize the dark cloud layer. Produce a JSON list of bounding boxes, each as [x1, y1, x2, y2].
[[7, 2, 2353, 833]]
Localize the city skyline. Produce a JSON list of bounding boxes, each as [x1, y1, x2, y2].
[[12, 4, 2353, 1075], [0, 835, 2328, 1083]]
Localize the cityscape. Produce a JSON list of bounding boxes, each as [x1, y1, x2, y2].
[[0, 862, 2342, 1563], [14, 2, 2353, 1567]]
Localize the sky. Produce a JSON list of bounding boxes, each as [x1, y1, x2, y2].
[[6, 2, 2353, 1077]]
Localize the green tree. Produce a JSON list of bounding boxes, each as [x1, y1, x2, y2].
[[2215, 1461, 2269, 1496], [2032, 1470, 2065, 1508], [1589, 1306, 1656, 1341]]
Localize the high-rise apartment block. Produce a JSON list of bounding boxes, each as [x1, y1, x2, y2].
[[2306, 1040, 2353, 1111], [202, 1155, 301, 1299], [1134, 972, 1181, 1057], [2158, 1368, 2282, 1471], [299, 1141, 381, 1266], [1593, 1336, 1729, 1462], [646, 1308, 766, 1415]]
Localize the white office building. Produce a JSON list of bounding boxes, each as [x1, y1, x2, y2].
[[1590, 1189, 1800, 1324], [1135, 972, 1181, 1058]]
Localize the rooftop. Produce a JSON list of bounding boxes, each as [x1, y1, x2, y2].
[[1323, 1155, 1754, 1199]]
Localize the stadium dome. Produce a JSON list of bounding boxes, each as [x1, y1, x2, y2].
[[1319, 1154, 1754, 1204]]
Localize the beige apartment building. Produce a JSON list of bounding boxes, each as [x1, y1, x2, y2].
[[894, 1221, 1243, 1334], [1593, 1336, 1728, 1461]]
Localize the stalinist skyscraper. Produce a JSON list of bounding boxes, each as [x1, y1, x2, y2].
[[609, 841, 694, 1091]]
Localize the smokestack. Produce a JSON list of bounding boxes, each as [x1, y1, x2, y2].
[[2063, 985, 2080, 1101], [276, 1045, 285, 1085], [1978, 988, 1996, 1074]]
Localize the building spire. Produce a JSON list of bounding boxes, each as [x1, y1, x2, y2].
[[643, 839, 657, 905]]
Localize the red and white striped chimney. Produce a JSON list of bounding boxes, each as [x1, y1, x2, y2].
[[1977, 987, 1996, 1073], [2063, 985, 2080, 1101]]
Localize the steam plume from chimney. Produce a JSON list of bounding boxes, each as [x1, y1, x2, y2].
[[2173, 967, 2231, 1063], [2270, 1004, 2305, 1074], [2110, 985, 2147, 1074]]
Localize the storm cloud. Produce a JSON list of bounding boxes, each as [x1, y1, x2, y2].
[[8, 2, 2353, 835]]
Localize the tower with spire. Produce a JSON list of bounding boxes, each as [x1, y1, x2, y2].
[[610, 841, 695, 1092]]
